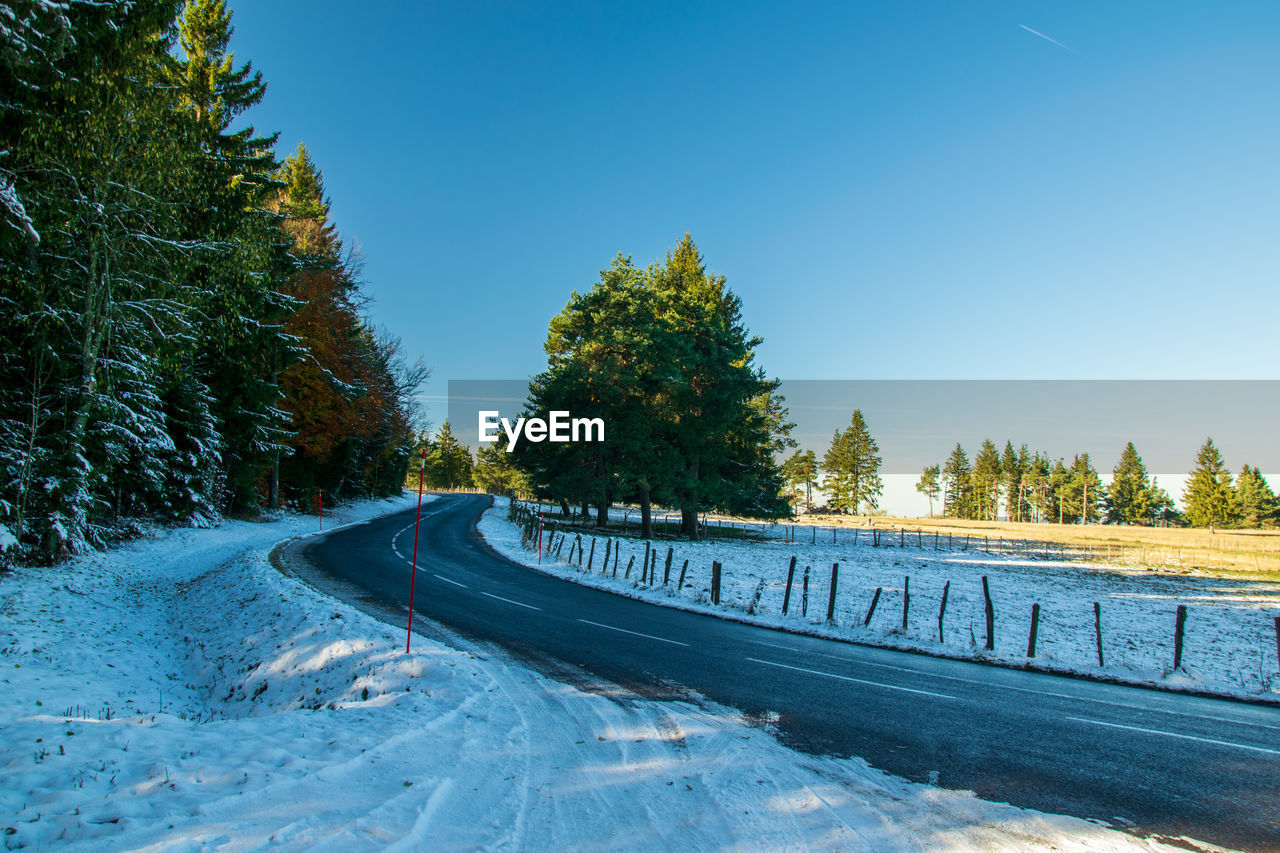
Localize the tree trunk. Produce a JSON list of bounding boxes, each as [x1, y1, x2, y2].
[[639, 485, 652, 539], [680, 506, 699, 538], [268, 457, 280, 510]]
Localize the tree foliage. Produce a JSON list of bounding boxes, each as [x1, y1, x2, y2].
[[1181, 438, 1235, 529], [0, 1, 426, 562], [821, 410, 882, 514], [519, 236, 792, 538]]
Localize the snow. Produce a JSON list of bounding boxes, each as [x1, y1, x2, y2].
[[483, 500, 1280, 701], [0, 495, 1181, 850]]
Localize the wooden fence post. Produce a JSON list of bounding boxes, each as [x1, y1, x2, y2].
[[864, 587, 881, 626], [1274, 616, 1280, 673], [1027, 603, 1040, 658], [901, 575, 910, 631], [643, 542, 651, 581], [604, 538, 612, 573], [677, 559, 689, 590], [937, 581, 950, 642], [782, 556, 797, 615], [587, 538, 596, 572], [826, 562, 839, 622], [711, 561, 722, 604], [624, 555, 635, 579], [801, 566, 810, 617], [982, 576, 995, 651], [1174, 605, 1188, 669], [1094, 602, 1104, 666], [663, 547, 674, 585]]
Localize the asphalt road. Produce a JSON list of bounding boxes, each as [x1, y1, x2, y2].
[[301, 494, 1280, 851]]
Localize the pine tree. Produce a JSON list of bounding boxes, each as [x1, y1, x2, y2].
[[426, 422, 473, 490], [650, 235, 792, 534], [1023, 451, 1052, 522], [821, 410, 882, 514], [1048, 459, 1071, 523], [972, 439, 1002, 521], [172, 0, 290, 513], [1233, 466, 1278, 529], [1001, 442, 1029, 522], [1106, 442, 1163, 524], [916, 464, 941, 517], [1183, 438, 1236, 529], [781, 449, 820, 513], [1064, 453, 1103, 524], [473, 434, 532, 496], [942, 444, 974, 519]]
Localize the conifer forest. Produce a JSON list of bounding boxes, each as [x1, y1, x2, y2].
[[1, 1, 426, 562]]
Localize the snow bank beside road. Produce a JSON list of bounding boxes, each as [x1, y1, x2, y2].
[[483, 499, 1280, 701], [2, 495, 1175, 850]]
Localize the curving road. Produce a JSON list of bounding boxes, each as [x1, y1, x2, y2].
[[298, 494, 1280, 851]]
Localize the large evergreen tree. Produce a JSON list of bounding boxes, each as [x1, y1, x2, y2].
[[1105, 442, 1164, 524], [1183, 438, 1236, 529], [942, 444, 974, 519], [172, 0, 292, 513], [1001, 442, 1029, 522], [1233, 466, 1277, 529], [1064, 453, 1103, 524], [971, 439, 1002, 521], [425, 422, 473, 490], [650, 235, 792, 534], [525, 237, 790, 538], [822, 410, 882, 514]]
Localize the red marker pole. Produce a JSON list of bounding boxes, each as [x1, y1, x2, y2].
[[405, 448, 427, 654]]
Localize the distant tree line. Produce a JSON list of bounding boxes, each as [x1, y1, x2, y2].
[[915, 438, 1275, 529], [1, 1, 425, 562], [776, 413, 1276, 530], [511, 236, 793, 539]]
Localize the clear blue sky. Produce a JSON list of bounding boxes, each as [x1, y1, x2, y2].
[[228, 1, 1279, 417]]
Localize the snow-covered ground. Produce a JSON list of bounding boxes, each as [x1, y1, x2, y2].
[[484, 500, 1280, 702], [1, 495, 1186, 850]]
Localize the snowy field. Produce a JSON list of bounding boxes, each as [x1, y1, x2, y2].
[[485, 500, 1280, 702], [1, 495, 1192, 850]]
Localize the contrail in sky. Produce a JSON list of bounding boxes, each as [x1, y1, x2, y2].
[[1019, 24, 1080, 54]]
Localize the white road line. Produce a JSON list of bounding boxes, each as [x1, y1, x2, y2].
[[750, 639, 795, 652], [577, 619, 689, 647], [1066, 716, 1280, 757], [434, 574, 467, 589], [482, 591, 541, 611], [808, 649, 1280, 731], [746, 657, 957, 700]]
